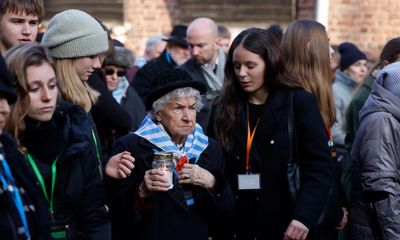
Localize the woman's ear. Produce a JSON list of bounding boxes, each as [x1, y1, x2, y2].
[[382, 60, 390, 67], [154, 111, 162, 122]]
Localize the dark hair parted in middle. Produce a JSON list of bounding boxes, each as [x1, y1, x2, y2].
[[215, 27, 297, 152]]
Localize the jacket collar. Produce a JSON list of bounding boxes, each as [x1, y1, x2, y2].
[[335, 70, 358, 88]]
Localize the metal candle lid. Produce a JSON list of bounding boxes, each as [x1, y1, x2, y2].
[[154, 151, 173, 161]]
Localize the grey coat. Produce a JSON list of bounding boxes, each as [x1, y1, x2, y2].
[[351, 81, 400, 240], [332, 70, 358, 146]]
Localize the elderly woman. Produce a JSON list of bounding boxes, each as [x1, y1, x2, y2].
[[102, 46, 145, 131], [110, 68, 233, 240]]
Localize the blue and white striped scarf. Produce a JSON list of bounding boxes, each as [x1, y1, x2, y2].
[[134, 115, 209, 160], [112, 76, 130, 104]]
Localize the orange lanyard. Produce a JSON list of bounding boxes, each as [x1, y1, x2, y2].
[[326, 127, 334, 146], [246, 106, 260, 174], [326, 127, 337, 158]]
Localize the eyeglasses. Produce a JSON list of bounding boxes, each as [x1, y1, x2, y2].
[[104, 68, 126, 77]]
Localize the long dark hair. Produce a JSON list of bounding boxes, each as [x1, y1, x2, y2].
[[374, 37, 400, 71], [213, 27, 297, 152]]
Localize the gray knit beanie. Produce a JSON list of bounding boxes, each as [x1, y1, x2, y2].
[[41, 9, 108, 59], [377, 61, 400, 99], [103, 46, 135, 68]]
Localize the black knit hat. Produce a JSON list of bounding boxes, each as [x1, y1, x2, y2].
[[0, 55, 16, 104], [339, 42, 367, 71], [146, 68, 207, 110], [163, 25, 188, 48]]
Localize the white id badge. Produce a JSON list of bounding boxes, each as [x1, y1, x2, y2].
[[237, 174, 261, 190]]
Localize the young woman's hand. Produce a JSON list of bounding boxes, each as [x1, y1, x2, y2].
[[283, 219, 309, 240], [105, 151, 135, 179]]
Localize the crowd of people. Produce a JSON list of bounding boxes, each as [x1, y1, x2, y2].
[[1, 0, 400, 240]]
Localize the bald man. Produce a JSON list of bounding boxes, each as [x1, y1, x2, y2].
[[179, 17, 226, 131]]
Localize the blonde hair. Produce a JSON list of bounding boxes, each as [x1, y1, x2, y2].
[[55, 59, 99, 112], [282, 20, 336, 128]]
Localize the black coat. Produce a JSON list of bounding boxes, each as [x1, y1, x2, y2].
[[178, 58, 209, 92], [20, 100, 111, 240], [88, 71, 132, 156], [0, 132, 51, 240], [120, 86, 146, 132], [110, 133, 234, 240], [210, 88, 335, 239], [133, 49, 177, 104]]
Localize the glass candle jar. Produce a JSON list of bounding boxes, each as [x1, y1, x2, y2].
[[152, 151, 174, 189]]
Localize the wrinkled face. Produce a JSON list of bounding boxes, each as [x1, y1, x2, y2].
[[168, 44, 191, 65], [146, 41, 166, 61], [233, 44, 266, 97], [187, 28, 218, 65], [74, 55, 101, 81], [0, 98, 10, 135], [344, 59, 368, 83], [155, 96, 196, 144], [26, 63, 58, 122], [102, 65, 126, 91], [0, 10, 39, 52]]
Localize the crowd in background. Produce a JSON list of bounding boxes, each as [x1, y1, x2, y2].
[[1, 0, 400, 240]]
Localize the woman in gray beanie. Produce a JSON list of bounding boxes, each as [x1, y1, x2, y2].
[[40, 9, 136, 238], [41, 9, 109, 112], [41, 9, 135, 177]]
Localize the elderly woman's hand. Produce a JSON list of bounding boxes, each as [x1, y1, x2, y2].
[[138, 169, 171, 198], [105, 151, 135, 179], [178, 163, 216, 190]]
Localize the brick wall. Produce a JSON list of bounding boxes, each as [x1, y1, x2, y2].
[[328, 0, 400, 60], [124, 0, 296, 57], [124, 0, 180, 58], [297, 0, 316, 19]]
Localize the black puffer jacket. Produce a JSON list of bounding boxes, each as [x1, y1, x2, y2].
[[19, 100, 111, 240], [0, 132, 51, 240]]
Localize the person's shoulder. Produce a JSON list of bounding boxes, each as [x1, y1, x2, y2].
[[117, 132, 141, 145], [0, 132, 19, 155], [292, 88, 316, 103], [56, 99, 89, 123], [275, 87, 315, 103], [179, 58, 196, 70], [205, 137, 223, 153]]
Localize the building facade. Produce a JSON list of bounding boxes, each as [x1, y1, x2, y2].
[[43, 0, 400, 60]]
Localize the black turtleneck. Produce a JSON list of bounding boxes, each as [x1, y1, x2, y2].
[[20, 117, 63, 165], [20, 116, 64, 196], [247, 102, 265, 131]]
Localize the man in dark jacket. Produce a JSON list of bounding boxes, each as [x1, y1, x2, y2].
[[179, 17, 226, 131], [133, 25, 190, 104]]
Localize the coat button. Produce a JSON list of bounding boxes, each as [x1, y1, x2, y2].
[[270, 140, 275, 144]]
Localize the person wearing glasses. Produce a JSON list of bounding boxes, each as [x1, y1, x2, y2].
[[102, 46, 146, 132]]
